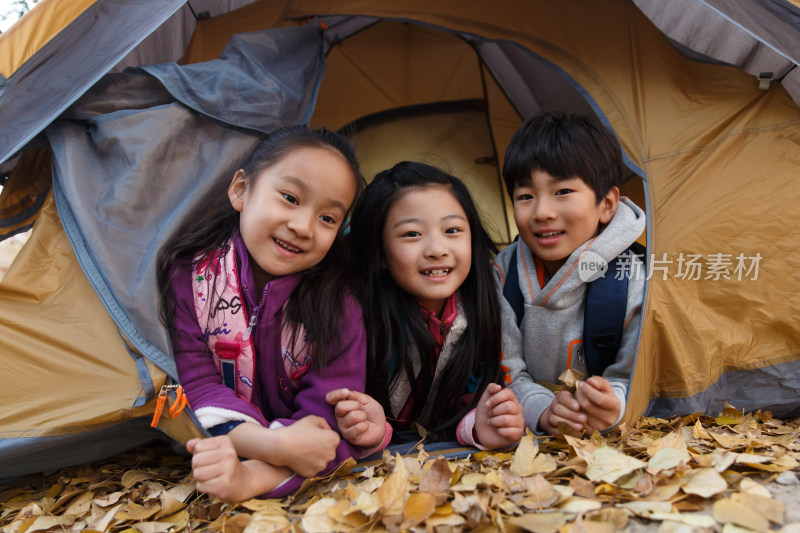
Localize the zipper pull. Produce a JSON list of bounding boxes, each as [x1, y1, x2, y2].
[[242, 314, 257, 341]]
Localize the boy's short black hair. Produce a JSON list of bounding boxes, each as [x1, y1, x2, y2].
[[502, 111, 623, 202]]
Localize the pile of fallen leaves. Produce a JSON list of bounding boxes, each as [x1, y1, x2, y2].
[[2, 405, 799, 532]]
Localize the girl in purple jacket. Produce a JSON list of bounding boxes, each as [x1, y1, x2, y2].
[[158, 126, 388, 502]]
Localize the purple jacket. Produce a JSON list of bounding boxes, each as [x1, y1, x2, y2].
[[167, 233, 368, 497]]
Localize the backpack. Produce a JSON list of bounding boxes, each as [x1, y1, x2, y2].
[[502, 241, 645, 376]]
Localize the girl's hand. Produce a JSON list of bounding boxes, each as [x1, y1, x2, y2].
[[474, 383, 525, 449], [575, 376, 621, 433], [188, 436, 290, 503], [538, 390, 587, 437], [326, 388, 387, 448], [272, 416, 340, 477]]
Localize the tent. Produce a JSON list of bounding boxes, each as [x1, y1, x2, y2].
[[1, 0, 799, 479]]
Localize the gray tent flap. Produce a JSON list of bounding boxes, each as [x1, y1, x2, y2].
[[635, 0, 800, 106], [0, 0, 186, 166], [141, 25, 325, 131], [646, 358, 800, 419], [46, 24, 326, 378]]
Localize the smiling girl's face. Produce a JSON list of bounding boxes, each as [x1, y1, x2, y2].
[[229, 146, 357, 290], [382, 185, 472, 317]]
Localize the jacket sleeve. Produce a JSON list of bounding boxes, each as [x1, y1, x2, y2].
[[494, 259, 555, 435], [273, 295, 372, 472], [167, 257, 268, 429]]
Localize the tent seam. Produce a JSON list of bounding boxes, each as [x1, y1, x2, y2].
[[642, 117, 800, 162]]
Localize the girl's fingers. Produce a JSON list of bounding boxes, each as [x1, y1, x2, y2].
[[340, 409, 368, 428], [487, 414, 522, 429], [333, 399, 362, 417], [325, 388, 351, 405]]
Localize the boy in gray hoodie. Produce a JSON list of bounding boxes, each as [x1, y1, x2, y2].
[[494, 112, 646, 437]]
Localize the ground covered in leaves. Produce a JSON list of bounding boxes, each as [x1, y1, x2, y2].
[[2, 406, 799, 533]]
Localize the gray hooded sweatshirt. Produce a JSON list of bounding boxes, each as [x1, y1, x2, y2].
[[493, 198, 646, 433]]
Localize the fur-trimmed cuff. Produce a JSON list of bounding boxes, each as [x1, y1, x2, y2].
[[194, 406, 261, 429]]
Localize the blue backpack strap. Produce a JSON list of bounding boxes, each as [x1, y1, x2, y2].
[[501, 245, 524, 327], [583, 249, 636, 376]]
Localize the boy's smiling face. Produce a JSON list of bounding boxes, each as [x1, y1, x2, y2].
[[513, 169, 618, 277]]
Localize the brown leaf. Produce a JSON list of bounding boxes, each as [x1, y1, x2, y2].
[[376, 453, 408, 515], [681, 467, 727, 498], [116, 500, 160, 521], [89, 502, 124, 531], [517, 474, 558, 510], [120, 470, 153, 489], [585, 446, 645, 484], [730, 492, 785, 525], [241, 510, 290, 533], [156, 489, 187, 518], [586, 507, 628, 530], [418, 457, 452, 493], [559, 369, 584, 392], [507, 510, 566, 532], [568, 476, 596, 499], [713, 497, 769, 531], [400, 491, 436, 528], [510, 431, 539, 476], [92, 490, 125, 507]]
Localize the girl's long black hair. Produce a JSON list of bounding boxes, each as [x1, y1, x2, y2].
[[157, 125, 364, 369], [348, 161, 502, 440]]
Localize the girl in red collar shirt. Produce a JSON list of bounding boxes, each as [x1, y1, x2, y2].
[[337, 161, 524, 448]]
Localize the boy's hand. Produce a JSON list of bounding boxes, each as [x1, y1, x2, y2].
[[474, 383, 525, 449], [326, 388, 387, 448], [538, 390, 587, 437], [271, 416, 340, 477], [575, 376, 621, 432]]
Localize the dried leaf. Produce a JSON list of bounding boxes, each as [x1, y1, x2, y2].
[[115, 501, 160, 521], [617, 500, 672, 518], [241, 510, 290, 533], [739, 477, 772, 498], [649, 511, 717, 528], [647, 447, 690, 474], [713, 497, 769, 531], [730, 492, 785, 525], [558, 496, 603, 514], [508, 510, 567, 532], [92, 491, 125, 507], [344, 490, 379, 517], [586, 507, 628, 530], [681, 467, 727, 498], [156, 489, 186, 518], [517, 474, 558, 510], [559, 369, 584, 391], [89, 502, 123, 531], [585, 446, 646, 484], [25, 514, 76, 532], [376, 453, 408, 515], [531, 451, 558, 474], [158, 509, 190, 529], [568, 476, 596, 499], [240, 500, 285, 513], [120, 470, 153, 488], [510, 431, 539, 476], [401, 491, 436, 528], [418, 457, 452, 492], [132, 521, 174, 533], [165, 482, 195, 503]]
